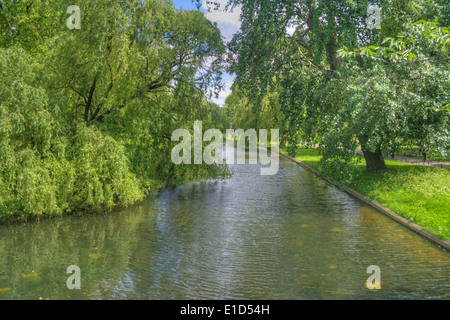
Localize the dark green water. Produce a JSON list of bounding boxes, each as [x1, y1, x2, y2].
[[0, 145, 449, 299]]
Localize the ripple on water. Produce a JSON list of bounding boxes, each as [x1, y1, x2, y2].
[[0, 149, 449, 299]]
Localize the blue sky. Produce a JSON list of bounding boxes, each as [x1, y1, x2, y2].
[[173, 0, 198, 11], [172, 0, 242, 106]]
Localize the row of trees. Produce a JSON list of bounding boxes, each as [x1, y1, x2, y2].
[[222, 0, 449, 181], [0, 0, 230, 220]]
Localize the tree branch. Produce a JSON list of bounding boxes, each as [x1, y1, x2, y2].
[[84, 75, 98, 123]]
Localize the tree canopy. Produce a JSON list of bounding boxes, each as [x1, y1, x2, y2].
[[0, 0, 230, 220], [223, 0, 449, 180]]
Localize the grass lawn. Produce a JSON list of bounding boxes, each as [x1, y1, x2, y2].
[[280, 146, 450, 241]]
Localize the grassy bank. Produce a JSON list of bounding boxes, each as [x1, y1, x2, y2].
[[280, 146, 450, 241]]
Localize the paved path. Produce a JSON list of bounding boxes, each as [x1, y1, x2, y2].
[[354, 150, 450, 169]]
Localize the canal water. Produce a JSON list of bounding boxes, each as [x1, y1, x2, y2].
[[0, 145, 449, 299]]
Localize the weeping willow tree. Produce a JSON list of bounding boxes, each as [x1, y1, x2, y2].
[[0, 0, 230, 221]]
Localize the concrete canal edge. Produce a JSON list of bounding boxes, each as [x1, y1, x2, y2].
[[277, 151, 450, 252]]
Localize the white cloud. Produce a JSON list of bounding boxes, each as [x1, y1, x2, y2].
[[204, 4, 242, 27], [202, 1, 242, 41], [216, 21, 240, 42], [199, 1, 240, 106], [211, 79, 233, 107]]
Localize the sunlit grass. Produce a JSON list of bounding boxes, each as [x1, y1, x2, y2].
[[280, 146, 450, 240]]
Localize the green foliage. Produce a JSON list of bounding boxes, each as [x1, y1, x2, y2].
[[68, 124, 144, 213], [225, 84, 286, 147], [0, 0, 62, 52], [209, 102, 229, 132], [0, 1, 230, 221], [340, 20, 450, 61], [227, 0, 449, 180], [0, 47, 144, 220], [319, 133, 361, 185]]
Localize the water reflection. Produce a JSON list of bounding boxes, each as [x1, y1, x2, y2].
[[0, 145, 449, 299]]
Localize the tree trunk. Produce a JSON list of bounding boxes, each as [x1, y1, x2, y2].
[[326, 32, 341, 71], [361, 146, 387, 172]]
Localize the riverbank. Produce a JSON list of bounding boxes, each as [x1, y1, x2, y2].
[[279, 146, 450, 244], [1, 144, 450, 300]]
